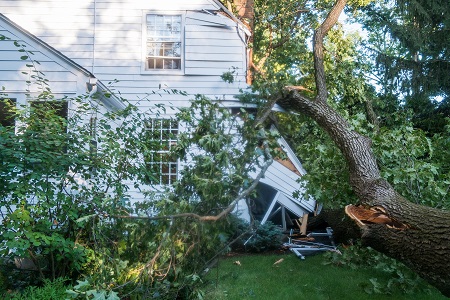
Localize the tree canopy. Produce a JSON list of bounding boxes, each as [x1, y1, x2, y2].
[[239, 0, 450, 296]]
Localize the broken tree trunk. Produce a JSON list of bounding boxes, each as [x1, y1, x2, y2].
[[276, 0, 450, 296], [283, 78, 450, 298]]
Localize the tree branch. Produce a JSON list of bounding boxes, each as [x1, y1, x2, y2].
[[314, 0, 347, 101], [253, 96, 280, 128], [253, 9, 306, 75], [114, 130, 273, 222]]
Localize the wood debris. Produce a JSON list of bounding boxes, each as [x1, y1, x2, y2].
[[273, 258, 284, 266], [284, 227, 337, 260]]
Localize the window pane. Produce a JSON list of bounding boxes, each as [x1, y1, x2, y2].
[[155, 58, 164, 69], [145, 118, 179, 185], [146, 14, 182, 70], [148, 58, 155, 69]]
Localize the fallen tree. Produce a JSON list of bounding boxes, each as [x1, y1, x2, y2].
[[274, 0, 450, 296]]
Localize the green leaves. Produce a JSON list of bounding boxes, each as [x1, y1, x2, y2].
[[325, 243, 433, 295], [66, 279, 120, 300], [372, 122, 449, 208], [0, 89, 266, 298], [356, 0, 450, 135]]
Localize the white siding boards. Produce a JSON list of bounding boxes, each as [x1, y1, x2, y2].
[[0, 18, 81, 98], [0, 0, 250, 108], [184, 12, 246, 76], [0, 13, 125, 111]]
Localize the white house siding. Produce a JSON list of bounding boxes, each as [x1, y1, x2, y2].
[[0, 0, 249, 109], [184, 13, 246, 76], [0, 0, 95, 69], [252, 161, 316, 212], [0, 21, 83, 97]]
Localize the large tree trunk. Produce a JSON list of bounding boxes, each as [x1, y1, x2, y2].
[[282, 89, 450, 296], [277, 0, 450, 296]]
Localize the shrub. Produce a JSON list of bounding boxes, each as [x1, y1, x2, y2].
[[4, 277, 71, 300], [231, 219, 284, 253]]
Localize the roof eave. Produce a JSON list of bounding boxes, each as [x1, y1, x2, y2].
[[211, 0, 252, 36]]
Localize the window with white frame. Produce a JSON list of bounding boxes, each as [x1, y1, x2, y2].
[[145, 118, 178, 185], [146, 14, 182, 70]]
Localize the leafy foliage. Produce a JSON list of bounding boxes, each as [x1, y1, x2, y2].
[[0, 83, 270, 299], [249, 0, 449, 211], [372, 120, 450, 209], [324, 244, 435, 295], [355, 0, 450, 134], [3, 277, 71, 300], [230, 218, 284, 253]]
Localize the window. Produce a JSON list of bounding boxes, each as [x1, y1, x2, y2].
[[30, 101, 68, 132], [29, 100, 69, 153], [145, 118, 178, 185], [31, 101, 68, 116], [0, 98, 16, 128], [146, 14, 182, 70]]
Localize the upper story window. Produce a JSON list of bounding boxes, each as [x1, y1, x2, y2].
[[146, 14, 182, 70]]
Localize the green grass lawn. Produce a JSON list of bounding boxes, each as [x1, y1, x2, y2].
[[202, 253, 446, 300]]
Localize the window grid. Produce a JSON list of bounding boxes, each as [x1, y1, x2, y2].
[[146, 14, 182, 70], [146, 119, 178, 185]]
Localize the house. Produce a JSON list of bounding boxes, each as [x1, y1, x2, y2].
[[0, 0, 316, 228]]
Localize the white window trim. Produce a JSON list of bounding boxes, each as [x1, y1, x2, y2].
[[145, 117, 179, 186], [141, 11, 185, 75]]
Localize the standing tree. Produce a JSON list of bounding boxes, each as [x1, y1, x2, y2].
[[233, 0, 450, 296], [356, 0, 450, 134]]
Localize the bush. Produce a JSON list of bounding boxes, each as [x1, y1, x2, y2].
[[4, 277, 71, 300], [230, 219, 284, 253]]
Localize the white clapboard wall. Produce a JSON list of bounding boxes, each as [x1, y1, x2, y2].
[[0, 0, 249, 108]]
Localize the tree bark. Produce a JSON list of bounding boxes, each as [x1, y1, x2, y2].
[[277, 0, 450, 296], [283, 89, 450, 296]]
